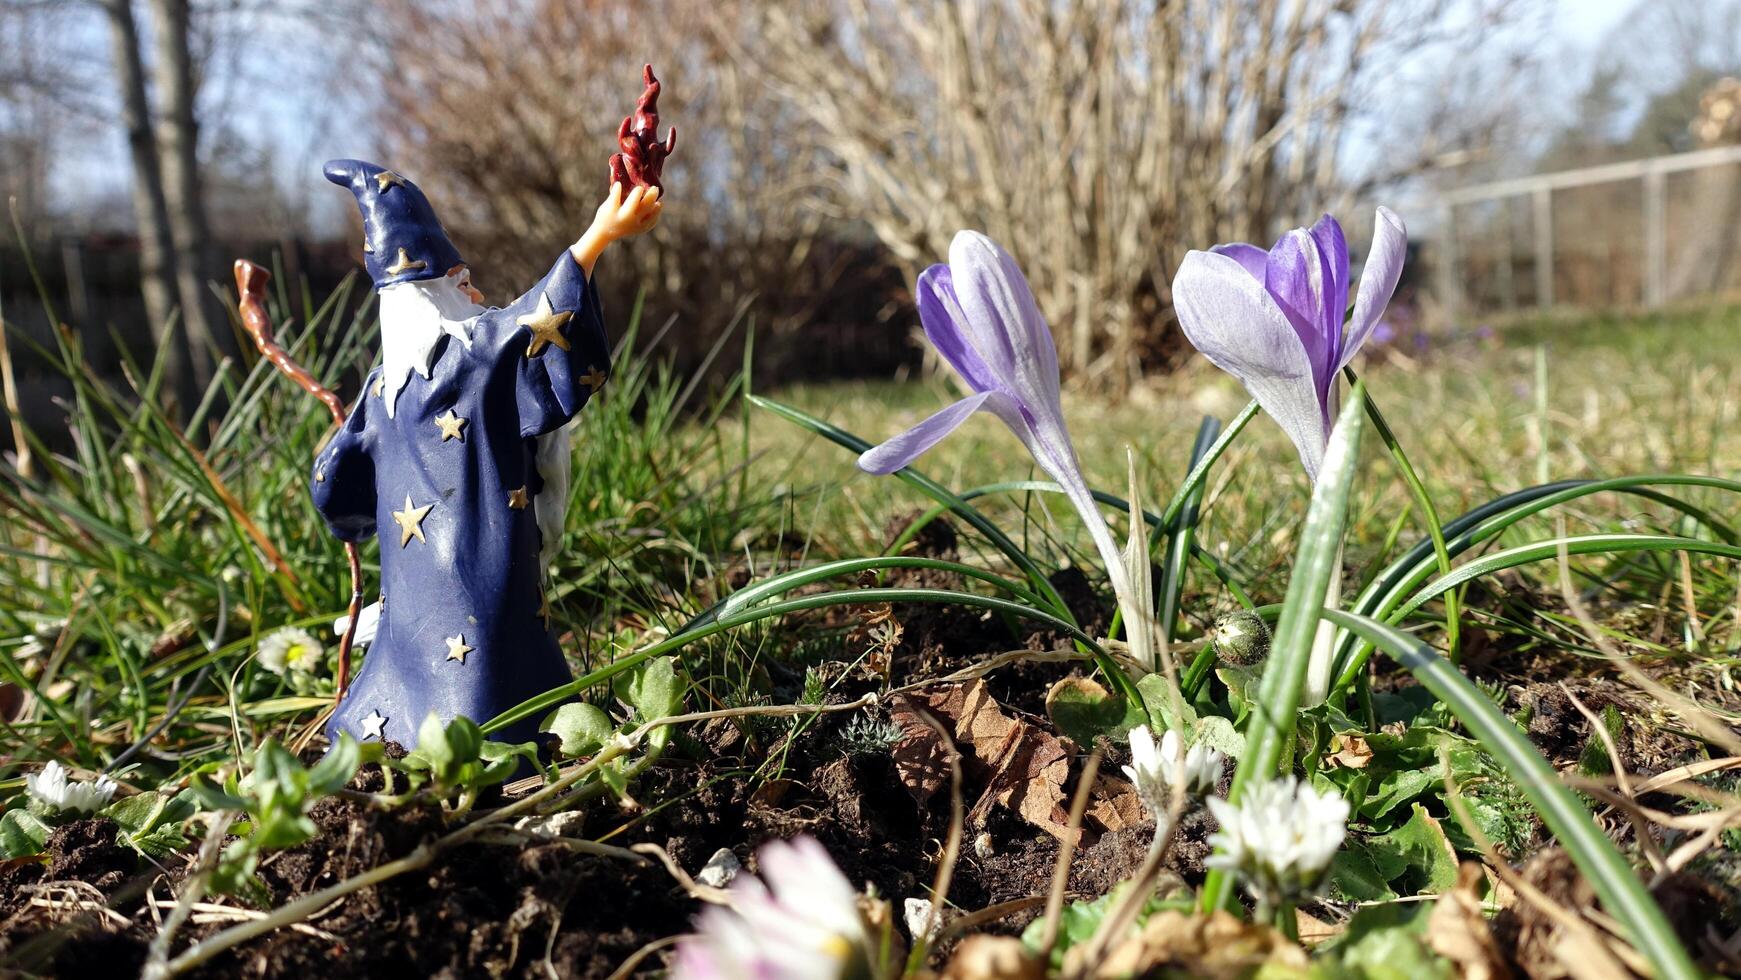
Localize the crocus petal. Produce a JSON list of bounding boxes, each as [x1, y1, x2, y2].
[[947, 231, 1062, 414], [1307, 214, 1350, 367], [1262, 229, 1337, 407], [1173, 249, 1330, 480], [917, 264, 1002, 395], [1210, 242, 1269, 282], [1337, 207, 1407, 372], [857, 390, 1022, 475]]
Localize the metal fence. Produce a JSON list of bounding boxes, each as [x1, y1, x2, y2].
[[1437, 144, 1741, 319]]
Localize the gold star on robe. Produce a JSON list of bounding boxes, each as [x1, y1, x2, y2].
[[519, 294, 573, 357], [386, 247, 426, 277], [581, 367, 608, 392], [360, 710, 388, 740], [374, 170, 407, 193], [507, 486, 530, 510], [391, 494, 433, 547], [433, 409, 467, 442], [444, 634, 473, 664]]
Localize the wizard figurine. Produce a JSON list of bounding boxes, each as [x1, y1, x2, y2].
[[310, 164, 662, 747]]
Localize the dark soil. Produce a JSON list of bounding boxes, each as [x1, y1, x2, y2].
[[5, 516, 1734, 977], [0, 515, 1171, 978]]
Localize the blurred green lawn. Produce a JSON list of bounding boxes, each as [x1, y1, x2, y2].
[[738, 304, 1741, 600]]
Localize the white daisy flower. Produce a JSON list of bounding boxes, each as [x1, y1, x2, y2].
[[674, 836, 871, 979], [1206, 776, 1348, 911], [257, 626, 324, 675], [1123, 724, 1225, 816], [26, 761, 118, 815]]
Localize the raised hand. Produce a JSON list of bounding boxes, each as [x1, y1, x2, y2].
[[572, 182, 664, 276]]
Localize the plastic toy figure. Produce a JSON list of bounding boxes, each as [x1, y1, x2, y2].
[[236, 68, 672, 748]]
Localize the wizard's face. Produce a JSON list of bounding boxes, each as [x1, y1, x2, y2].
[[448, 264, 485, 305]]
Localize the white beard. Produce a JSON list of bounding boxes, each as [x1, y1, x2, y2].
[[377, 276, 483, 419]]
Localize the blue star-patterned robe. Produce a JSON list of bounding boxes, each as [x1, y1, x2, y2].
[[311, 253, 607, 747]]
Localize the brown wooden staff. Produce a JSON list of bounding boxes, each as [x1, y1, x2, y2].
[[235, 259, 362, 702]]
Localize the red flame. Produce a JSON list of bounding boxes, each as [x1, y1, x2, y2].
[[609, 64, 677, 191]]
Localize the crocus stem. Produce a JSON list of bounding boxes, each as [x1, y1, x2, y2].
[[1301, 545, 1344, 707], [1274, 901, 1299, 942]]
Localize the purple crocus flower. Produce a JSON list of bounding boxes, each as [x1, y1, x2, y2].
[[1171, 208, 1407, 481], [859, 231, 1151, 669]]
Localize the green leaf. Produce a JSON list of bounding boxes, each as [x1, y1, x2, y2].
[[1045, 676, 1142, 746], [1325, 608, 1701, 980], [1326, 838, 1402, 903], [1325, 903, 1453, 980], [613, 656, 685, 724], [543, 703, 615, 757], [1576, 705, 1626, 777], [0, 808, 51, 858], [188, 772, 249, 813], [1190, 714, 1245, 761], [103, 791, 169, 834], [307, 734, 361, 796], [1377, 804, 1460, 895], [1136, 672, 1196, 734], [443, 717, 485, 768], [416, 712, 455, 775]]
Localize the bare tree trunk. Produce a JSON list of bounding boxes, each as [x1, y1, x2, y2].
[[99, 0, 190, 404], [147, 0, 222, 393]]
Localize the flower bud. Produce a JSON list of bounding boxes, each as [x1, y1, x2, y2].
[[1212, 610, 1271, 665]]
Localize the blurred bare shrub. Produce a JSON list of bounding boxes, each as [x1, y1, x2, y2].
[[374, 0, 908, 382], [749, 0, 1529, 389], [378, 0, 1532, 388]]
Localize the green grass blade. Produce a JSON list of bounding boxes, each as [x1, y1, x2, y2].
[[481, 586, 1111, 735], [1323, 608, 1701, 980], [746, 394, 1071, 617], [1203, 382, 1367, 912], [1159, 417, 1221, 643]]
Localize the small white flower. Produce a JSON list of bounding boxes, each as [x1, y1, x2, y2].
[[674, 836, 870, 980], [1122, 724, 1225, 816], [26, 761, 117, 815], [256, 626, 323, 676], [1205, 776, 1348, 908]]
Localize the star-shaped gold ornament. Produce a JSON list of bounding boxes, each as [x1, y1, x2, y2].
[[507, 485, 530, 510], [386, 247, 426, 277], [374, 170, 407, 193], [433, 409, 467, 442], [391, 494, 433, 547], [581, 367, 608, 392], [519, 294, 573, 357], [444, 634, 473, 664], [360, 710, 388, 740]]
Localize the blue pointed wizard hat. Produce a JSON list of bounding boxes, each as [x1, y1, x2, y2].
[[324, 159, 465, 290]]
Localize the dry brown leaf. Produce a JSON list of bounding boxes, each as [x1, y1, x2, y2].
[[889, 695, 950, 806], [1294, 908, 1341, 946], [1327, 732, 1374, 769], [941, 680, 1072, 839], [894, 680, 1075, 840], [938, 935, 1046, 980], [1074, 909, 1308, 979], [1427, 862, 1513, 980], [1084, 774, 1146, 833]]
